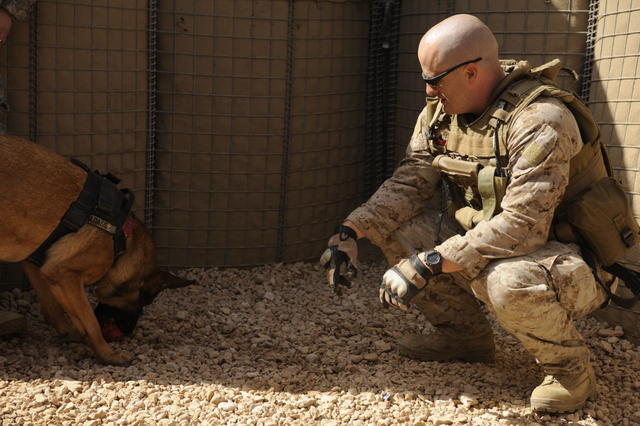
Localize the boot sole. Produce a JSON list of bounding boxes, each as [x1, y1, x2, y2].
[[530, 394, 593, 414], [398, 345, 495, 363], [531, 382, 596, 413]]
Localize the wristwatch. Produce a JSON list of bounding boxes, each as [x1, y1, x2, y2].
[[423, 249, 443, 275], [409, 249, 443, 280]]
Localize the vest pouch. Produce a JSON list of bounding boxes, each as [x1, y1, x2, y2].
[[562, 177, 639, 266], [455, 207, 483, 231], [432, 155, 481, 178]]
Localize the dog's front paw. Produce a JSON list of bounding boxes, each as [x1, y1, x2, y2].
[[101, 349, 134, 366]]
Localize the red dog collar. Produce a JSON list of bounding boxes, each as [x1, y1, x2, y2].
[[122, 215, 135, 239]]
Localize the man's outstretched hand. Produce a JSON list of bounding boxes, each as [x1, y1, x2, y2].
[[379, 254, 433, 310], [319, 225, 360, 296]]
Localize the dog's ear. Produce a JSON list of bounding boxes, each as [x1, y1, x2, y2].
[[139, 269, 197, 306]]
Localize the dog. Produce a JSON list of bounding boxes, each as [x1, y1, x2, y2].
[[0, 135, 193, 365]]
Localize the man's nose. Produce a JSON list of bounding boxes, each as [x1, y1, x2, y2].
[[426, 83, 439, 97]]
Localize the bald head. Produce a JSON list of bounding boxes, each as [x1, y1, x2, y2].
[[419, 14, 499, 70], [418, 14, 504, 114]]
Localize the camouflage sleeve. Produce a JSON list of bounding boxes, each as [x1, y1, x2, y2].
[[435, 98, 583, 279], [346, 106, 441, 246], [1, 0, 36, 21]]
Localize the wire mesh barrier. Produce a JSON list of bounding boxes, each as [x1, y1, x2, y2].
[[0, 1, 149, 288], [588, 0, 640, 336], [364, 0, 401, 197], [0, 0, 370, 287], [588, 0, 640, 266], [2, 0, 640, 287], [151, 1, 368, 267]]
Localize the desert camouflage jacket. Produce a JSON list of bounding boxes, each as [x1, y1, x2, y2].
[[1, 0, 35, 21], [347, 72, 583, 280]]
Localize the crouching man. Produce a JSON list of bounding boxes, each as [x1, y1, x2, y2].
[[320, 14, 633, 413]]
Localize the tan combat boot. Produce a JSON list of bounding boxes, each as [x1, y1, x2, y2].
[[530, 363, 596, 413], [397, 329, 495, 363], [0, 311, 27, 336]]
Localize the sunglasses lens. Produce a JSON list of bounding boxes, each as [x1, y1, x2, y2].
[[427, 77, 440, 86], [422, 75, 441, 86]]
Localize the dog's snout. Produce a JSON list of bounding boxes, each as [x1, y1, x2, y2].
[[94, 303, 142, 335]]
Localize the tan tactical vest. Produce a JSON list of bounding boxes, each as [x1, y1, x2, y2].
[[414, 59, 610, 237]]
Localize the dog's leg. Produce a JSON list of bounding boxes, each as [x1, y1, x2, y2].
[[44, 273, 134, 365], [22, 262, 84, 341], [37, 226, 133, 365]]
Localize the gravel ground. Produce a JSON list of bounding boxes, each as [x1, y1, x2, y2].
[[1, 261, 640, 425]]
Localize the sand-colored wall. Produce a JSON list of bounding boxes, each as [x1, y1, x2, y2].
[[151, 1, 368, 266], [588, 0, 640, 265], [4, 1, 640, 279]]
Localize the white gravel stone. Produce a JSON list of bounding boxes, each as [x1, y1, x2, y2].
[[217, 401, 237, 411], [459, 394, 479, 408], [0, 261, 637, 425]]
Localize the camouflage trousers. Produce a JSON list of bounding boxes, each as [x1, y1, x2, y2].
[[377, 197, 609, 375]]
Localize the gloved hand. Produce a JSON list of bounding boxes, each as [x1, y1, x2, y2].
[[319, 225, 360, 295], [379, 254, 433, 310]]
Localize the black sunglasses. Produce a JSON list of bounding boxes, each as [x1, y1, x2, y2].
[[421, 57, 482, 86]]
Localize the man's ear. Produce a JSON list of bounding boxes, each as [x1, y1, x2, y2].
[[139, 269, 197, 306], [464, 64, 478, 84]]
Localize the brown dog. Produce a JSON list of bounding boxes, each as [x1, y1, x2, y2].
[[0, 135, 192, 365]]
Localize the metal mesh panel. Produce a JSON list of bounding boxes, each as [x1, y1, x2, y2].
[[0, 6, 30, 137], [394, 0, 451, 166], [30, 0, 149, 209], [153, 1, 368, 267], [394, 0, 590, 164], [279, 2, 369, 263], [364, 0, 401, 196], [0, 1, 148, 286], [11, 0, 640, 285], [588, 0, 640, 266], [0, 3, 31, 289]]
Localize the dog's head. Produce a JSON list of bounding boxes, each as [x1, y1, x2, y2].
[[92, 215, 195, 341]]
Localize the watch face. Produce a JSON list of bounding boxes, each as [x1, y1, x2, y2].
[[426, 251, 441, 264]]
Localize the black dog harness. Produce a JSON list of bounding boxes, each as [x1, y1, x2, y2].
[[27, 158, 135, 267]]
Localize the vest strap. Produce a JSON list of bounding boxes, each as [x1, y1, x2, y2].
[[478, 165, 498, 221]]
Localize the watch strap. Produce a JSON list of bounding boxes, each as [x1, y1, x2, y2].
[[335, 224, 357, 241], [410, 254, 433, 280]]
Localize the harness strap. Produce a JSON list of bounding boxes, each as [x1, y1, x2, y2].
[[27, 162, 101, 266], [26, 159, 134, 267], [583, 243, 640, 309], [602, 263, 640, 308]]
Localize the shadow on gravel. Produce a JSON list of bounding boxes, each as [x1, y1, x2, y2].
[[1, 260, 637, 424]]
